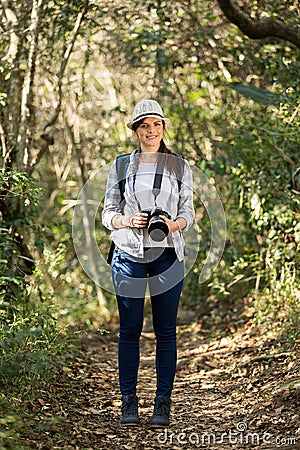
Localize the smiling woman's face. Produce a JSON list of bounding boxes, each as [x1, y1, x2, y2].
[[135, 117, 164, 152]]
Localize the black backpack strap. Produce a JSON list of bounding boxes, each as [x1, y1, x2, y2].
[[107, 153, 130, 265], [106, 241, 115, 265], [116, 153, 131, 202], [176, 154, 184, 191], [153, 153, 184, 197]]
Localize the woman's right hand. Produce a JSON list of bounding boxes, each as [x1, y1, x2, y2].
[[129, 212, 148, 228]]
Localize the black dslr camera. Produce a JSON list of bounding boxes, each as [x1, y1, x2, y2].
[[141, 207, 171, 242]]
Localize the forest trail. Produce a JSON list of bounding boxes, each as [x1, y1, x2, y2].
[[17, 310, 299, 450]]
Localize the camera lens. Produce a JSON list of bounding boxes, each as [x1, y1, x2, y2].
[[148, 216, 169, 241]]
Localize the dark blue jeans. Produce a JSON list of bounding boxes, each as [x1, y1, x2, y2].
[[112, 247, 184, 398]]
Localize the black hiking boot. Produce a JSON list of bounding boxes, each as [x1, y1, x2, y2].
[[121, 394, 140, 425], [149, 395, 171, 427]]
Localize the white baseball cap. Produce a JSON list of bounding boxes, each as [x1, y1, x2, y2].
[[127, 99, 171, 130]]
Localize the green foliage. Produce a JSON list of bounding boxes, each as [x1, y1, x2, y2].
[[0, 171, 41, 313], [0, 306, 59, 384], [0, 171, 67, 390], [217, 91, 300, 338], [230, 82, 285, 105]]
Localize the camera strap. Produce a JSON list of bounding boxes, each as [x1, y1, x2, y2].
[[152, 153, 165, 204], [132, 153, 165, 208]]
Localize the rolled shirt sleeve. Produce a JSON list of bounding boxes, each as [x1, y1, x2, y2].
[[175, 160, 195, 231], [102, 160, 122, 231]]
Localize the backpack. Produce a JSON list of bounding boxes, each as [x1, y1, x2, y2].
[[106, 152, 184, 264]]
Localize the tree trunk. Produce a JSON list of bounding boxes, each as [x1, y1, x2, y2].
[[16, 0, 46, 171]]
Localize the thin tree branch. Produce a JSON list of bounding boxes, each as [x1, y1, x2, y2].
[[41, 0, 89, 132], [27, 133, 54, 176]]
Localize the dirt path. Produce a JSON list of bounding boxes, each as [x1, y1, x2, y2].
[[17, 312, 300, 450]]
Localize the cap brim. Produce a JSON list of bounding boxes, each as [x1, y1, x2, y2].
[[127, 116, 171, 130]]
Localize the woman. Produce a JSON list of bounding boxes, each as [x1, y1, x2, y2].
[[102, 99, 195, 427]]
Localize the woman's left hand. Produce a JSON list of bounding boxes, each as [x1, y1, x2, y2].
[[159, 215, 180, 233]]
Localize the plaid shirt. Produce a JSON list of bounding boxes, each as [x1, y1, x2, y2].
[[102, 150, 195, 261]]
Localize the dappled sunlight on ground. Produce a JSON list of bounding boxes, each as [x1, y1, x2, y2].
[[16, 308, 300, 449]]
